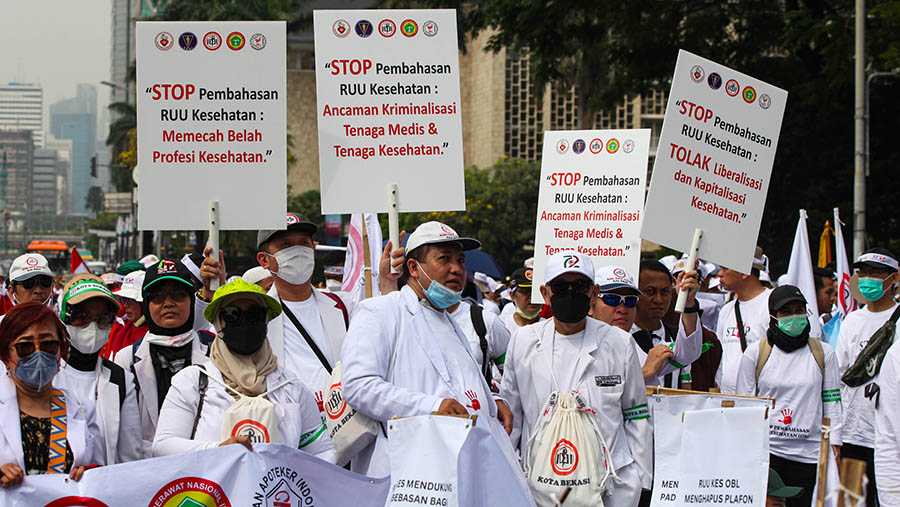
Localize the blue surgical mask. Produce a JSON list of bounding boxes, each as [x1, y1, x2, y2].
[[415, 262, 462, 309], [859, 276, 888, 302], [776, 314, 809, 338], [13, 350, 59, 390]]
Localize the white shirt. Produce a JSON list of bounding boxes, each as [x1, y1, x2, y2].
[[282, 297, 334, 403], [630, 320, 700, 387], [550, 329, 587, 393], [735, 340, 842, 463], [481, 298, 501, 315], [449, 301, 511, 372], [835, 302, 900, 447], [874, 339, 900, 503], [715, 288, 773, 394]]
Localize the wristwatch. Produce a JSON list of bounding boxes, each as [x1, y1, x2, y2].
[[683, 301, 701, 314]]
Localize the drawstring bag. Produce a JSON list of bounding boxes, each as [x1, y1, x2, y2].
[[324, 361, 379, 466], [523, 391, 618, 507]]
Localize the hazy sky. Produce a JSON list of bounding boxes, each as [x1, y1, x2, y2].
[[0, 0, 113, 130]]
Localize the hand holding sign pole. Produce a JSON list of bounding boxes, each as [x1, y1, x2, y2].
[[674, 227, 702, 313]]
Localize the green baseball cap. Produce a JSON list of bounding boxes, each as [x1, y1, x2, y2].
[[767, 468, 803, 498]]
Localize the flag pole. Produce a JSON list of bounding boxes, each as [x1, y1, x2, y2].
[[675, 228, 703, 313]]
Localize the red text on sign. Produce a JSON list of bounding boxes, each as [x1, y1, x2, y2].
[[549, 172, 582, 186], [151, 84, 196, 101], [678, 100, 713, 123], [330, 59, 372, 75]]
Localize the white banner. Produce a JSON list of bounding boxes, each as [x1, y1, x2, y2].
[[342, 213, 383, 299], [648, 394, 771, 507], [531, 129, 650, 303], [641, 50, 788, 273], [0, 444, 389, 506], [136, 21, 287, 230], [313, 10, 465, 214], [784, 209, 824, 338]]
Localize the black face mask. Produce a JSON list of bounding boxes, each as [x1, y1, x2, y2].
[[550, 291, 592, 324], [221, 323, 267, 356]]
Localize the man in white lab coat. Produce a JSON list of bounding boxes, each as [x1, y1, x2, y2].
[[501, 251, 653, 507], [341, 221, 516, 477]]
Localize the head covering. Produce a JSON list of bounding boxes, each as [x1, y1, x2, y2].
[[100, 272, 118, 286], [141, 259, 196, 337], [9, 253, 52, 282], [853, 247, 899, 272], [752, 246, 769, 272], [769, 284, 807, 314], [203, 278, 281, 327], [523, 257, 534, 269], [113, 270, 145, 301], [139, 254, 160, 268], [60, 273, 121, 322], [242, 266, 272, 285], [257, 212, 318, 249], [595, 265, 641, 295], [405, 221, 480, 256], [767, 468, 803, 498], [545, 251, 594, 283], [115, 260, 145, 282], [509, 267, 533, 291], [670, 255, 711, 281]]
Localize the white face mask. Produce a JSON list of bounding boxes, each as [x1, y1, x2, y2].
[[270, 245, 315, 285], [66, 322, 112, 354]]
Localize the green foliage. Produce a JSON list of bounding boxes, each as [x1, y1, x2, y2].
[[106, 102, 136, 192], [153, 0, 305, 30], [85, 186, 105, 215]]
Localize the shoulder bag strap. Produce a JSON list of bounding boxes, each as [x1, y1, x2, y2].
[[190, 365, 209, 439], [469, 304, 491, 384], [281, 301, 333, 375], [735, 300, 748, 351]]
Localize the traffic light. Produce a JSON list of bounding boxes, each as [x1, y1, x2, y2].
[[90, 155, 97, 177]]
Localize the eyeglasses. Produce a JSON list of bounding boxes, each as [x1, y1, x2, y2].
[[12, 339, 60, 358], [220, 306, 268, 327], [145, 288, 190, 305], [71, 310, 117, 329], [599, 293, 639, 308], [548, 280, 593, 295], [18, 276, 53, 290]]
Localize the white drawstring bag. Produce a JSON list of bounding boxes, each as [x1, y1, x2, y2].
[[324, 361, 380, 466], [523, 391, 618, 507]]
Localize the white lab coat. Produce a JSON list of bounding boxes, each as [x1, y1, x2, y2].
[[0, 376, 104, 471], [55, 357, 142, 464], [152, 359, 336, 463], [875, 341, 900, 504], [341, 285, 512, 477], [114, 330, 210, 458], [501, 318, 653, 507]]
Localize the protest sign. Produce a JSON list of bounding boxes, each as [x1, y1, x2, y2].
[[641, 50, 788, 273], [531, 129, 650, 302], [136, 22, 286, 230], [313, 10, 465, 214], [648, 392, 771, 507]]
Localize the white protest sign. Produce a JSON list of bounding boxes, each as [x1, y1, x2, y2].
[[641, 50, 788, 272], [648, 394, 771, 507], [531, 129, 650, 302], [313, 10, 465, 214], [137, 22, 286, 230]]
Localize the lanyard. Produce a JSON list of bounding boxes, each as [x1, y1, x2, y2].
[[47, 389, 68, 474]]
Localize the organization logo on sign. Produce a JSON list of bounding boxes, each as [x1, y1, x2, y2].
[[155, 32, 174, 50], [622, 139, 634, 153], [556, 139, 569, 154], [401, 19, 418, 37], [725, 79, 740, 97], [563, 254, 580, 269], [778, 408, 793, 425], [551, 439, 579, 476], [231, 419, 271, 443], [572, 139, 586, 154], [742, 86, 757, 104], [332, 19, 351, 38], [44, 497, 110, 507], [325, 383, 347, 419], [355, 20, 373, 38], [254, 470, 317, 507], [378, 19, 396, 37], [708, 72, 722, 90], [423, 20, 438, 36], [606, 138, 619, 153], [250, 33, 266, 50], [227, 32, 245, 50], [589, 138, 603, 154], [759, 93, 771, 109], [465, 390, 481, 410], [690, 64, 705, 83], [178, 32, 197, 50], [203, 31, 222, 50], [148, 477, 231, 507]]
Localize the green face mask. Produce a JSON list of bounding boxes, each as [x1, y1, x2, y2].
[[516, 305, 542, 320], [858, 276, 888, 302], [776, 314, 808, 337]]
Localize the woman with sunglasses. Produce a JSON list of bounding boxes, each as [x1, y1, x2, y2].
[[0, 302, 103, 488], [152, 279, 336, 462]]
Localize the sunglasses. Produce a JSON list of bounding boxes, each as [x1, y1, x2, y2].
[[18, 276, 53, 290], [71, 310, 117, 329], [548, 280, 593, 295], [220, 305, 268, 327], [599, 293, 639, 308], [146, 288, 190, 305], [12, 339, 60, 358]]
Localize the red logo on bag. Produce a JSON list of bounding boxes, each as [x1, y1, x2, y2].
[[314, 390, 324, 412], [552, 439, 579, 476], [231, 419, 271, 443], [465, 390, 480, 410], [779, 408, 793, 425], [326, 382, 347, 419]]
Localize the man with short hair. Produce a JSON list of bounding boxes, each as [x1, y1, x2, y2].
[[813, 267, 836, 323], [715, 247, 773, 394], [499, 267, 544, 335], [837, 247, 900, 506], [6, 253, 54, 307]]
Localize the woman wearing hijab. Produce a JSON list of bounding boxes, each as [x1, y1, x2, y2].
[[152, 279, 335, 463], [735, 285, 843, 507], [0, 302, 103, 488], [114, 259, 213, 458]]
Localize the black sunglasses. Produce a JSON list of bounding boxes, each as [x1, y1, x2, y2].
[[548, 280, 593, 294], [146, 288, 190, 305], [13, 340, 60, 358], [599, 293, 639, 308], [220, 305, 268, 327], [18, 276, 53, 290]]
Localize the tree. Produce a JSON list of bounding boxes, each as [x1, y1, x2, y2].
[[85, 186, 105, 215]]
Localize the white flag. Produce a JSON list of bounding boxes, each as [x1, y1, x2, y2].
[[342, 213, 383, 299], [834, 208, 857, 318], [784, 209, 823, 338]]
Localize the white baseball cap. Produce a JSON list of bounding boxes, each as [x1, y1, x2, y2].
[[243, 266, 272, 285], [9, 253, 53, 282], [670, 255, 712, 281], [595, 265, 641, 295], [113, 270, 145, 301], [544, 251, 594, 284], [405, 221, 480, 256]]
